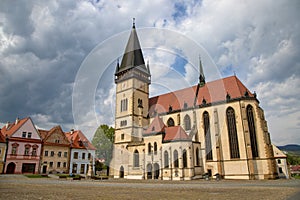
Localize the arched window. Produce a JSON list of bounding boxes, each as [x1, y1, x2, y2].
[[173, 150, 179, 168], [134, 150, 139, 167], [164, 151, 169, 168], [226, 107, 240, 159], [196, 147, 200, 166], [184, 115, 191, 130], [183, 149, 187, 168], [154, 142, 157, 155], [148, 143, 151, 155], [167, 118, 175, 127], [203, 111, 213, 160], [247, 105, 259, 158]]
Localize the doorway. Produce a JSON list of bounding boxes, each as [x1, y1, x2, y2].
[[119, 166, 124, 178], [6, 162, 16, 174]]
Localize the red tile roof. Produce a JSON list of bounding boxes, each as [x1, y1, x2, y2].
[[144, 116, 166, 135], [1, 117, 30, 137], [39, 126, 70, 146], [0, 131, 6, 143], [149, 76, 254, 115], [65, 130, 96, 150], [163, 126, 189, 142]]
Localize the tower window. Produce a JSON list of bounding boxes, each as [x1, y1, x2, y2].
[[183, 149, 187, 168], [138, 98, 143, 108], [247, 105, 259, 158], [154, 142, 157, 155], [134, 150, 139, 167], [203, 111, 213, 160], [120, 99, 128, 112], [174, 150, 179, 168], [164, 151, 169, 168]]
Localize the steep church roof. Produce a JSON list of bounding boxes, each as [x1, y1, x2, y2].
[[115, 19, 150, 76], [144, 116, 166, 135], [149, 75, 255, 115]]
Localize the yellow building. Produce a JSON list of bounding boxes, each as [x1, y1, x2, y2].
[[39, 126, 70, 174], [111, 22, 278, 180], [0, 133, 7, 173]]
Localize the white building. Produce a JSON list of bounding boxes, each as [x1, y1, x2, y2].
[[273, 144, 289, 179]]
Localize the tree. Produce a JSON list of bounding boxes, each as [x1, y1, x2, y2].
[[92, 124, 114, 167]]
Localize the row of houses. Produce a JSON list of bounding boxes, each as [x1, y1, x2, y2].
[[0, 117, 96, 175]]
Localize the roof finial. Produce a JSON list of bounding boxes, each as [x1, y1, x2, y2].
[[133, 18, 136, 28]]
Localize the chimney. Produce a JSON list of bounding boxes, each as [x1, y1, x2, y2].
[[15, 117, 19, 125], [70, 129, 74, 134]]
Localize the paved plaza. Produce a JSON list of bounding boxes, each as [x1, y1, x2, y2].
[[0, 175, 299, 200]]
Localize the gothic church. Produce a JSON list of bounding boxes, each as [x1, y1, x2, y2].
[[110, 21, 278, 180]]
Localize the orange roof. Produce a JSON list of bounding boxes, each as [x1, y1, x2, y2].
[[163, 126, 189, 142], [39, 126, 70, 146], [1, 117, 30, 137], [65, 130, 96, 150], [144, 116, 166, 135], [0, 131, 6, 143], [149, 76, 254, 115]]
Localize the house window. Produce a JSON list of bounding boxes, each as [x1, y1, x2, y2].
[[120, 99, 128, 112], [24, 146, 30, 156], [88, 153, 91, 160], [183, 149, 188, 168], [133, 150, 139, 167], [11, 147, 17, 155], [154, 142, 157, 155], [174, 150, 179, 168], [55, 139, 60, 144], [27, 132, 32, 138], [167, 118, 175, 127], [74, 152, 78, 159], [164, 151, 169, 168], [80, 164, 85, 174], [184, 115, 191, 130], [22, 132, 26, 138], [226, 107, 240, 159], [45, 151, 48, 156], [277, 159, 281, 164], [279, 167, 283, 173], [120, 120, 127, 127], [57, 162, 61, 168], [121, 134, 125, 140], [63, 162, 67, 168], [49, 162, 53, 168], [64, 152, 68, 158], [203, 111, 213, 160], [247, 105, 259, 158], [32, 147, 37, 156], [82, 153, 86, 159], [58, 152, 62, 157], [50, 151, 54, 157]]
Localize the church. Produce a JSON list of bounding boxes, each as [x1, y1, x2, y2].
[[110, 21, 278, 180]]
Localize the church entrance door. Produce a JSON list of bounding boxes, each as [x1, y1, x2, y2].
[[119, 166, 124, 178]]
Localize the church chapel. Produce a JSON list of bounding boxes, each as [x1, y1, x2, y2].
[[110, 21, 278, 180]]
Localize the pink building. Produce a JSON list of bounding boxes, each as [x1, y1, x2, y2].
[[1, 117, 42, 174]]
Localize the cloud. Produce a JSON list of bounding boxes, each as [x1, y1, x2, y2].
[[0, 0, 299, 145]]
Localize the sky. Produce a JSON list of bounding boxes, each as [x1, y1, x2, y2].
[[0, 0, 299, 146]]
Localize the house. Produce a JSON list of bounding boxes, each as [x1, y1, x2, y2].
[[273, 144, 289, 179], [110, 21, 278, 180], [39, 126, 70, 174], [0, 132, 7, 173], [1, 117, 42, 174], [65, 130, 96, 175]]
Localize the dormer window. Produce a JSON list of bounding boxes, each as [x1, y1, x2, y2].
[[226, 93, 231, 101], [169, 105, 173, 113], [22, 132, 26, 138], [183, 102, 188, 109], [27, 132, 32, 138]]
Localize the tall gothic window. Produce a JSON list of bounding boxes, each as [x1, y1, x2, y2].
[[154, 142, 157, 155], [173, 150, 179, 168], [203, 111, 213, 160], [196, 147, 200, 166], [164, 151, 169, 168], [247, 105, 259, 158], [184, 115, 191, 130], [226, 107, 240, 159], [183, 149, 187, 168], [148, 143, 151, 155], [167, 118, 175, 127], [134, 149, 139, 167], [120, 98, 128, 112]]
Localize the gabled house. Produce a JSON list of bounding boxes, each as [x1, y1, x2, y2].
[[65, 130, 96, 175], [273, 144, 289, 179], [39, 126, 70, 174], [1, 117, 42, 174], [0, 132, 7, 173]]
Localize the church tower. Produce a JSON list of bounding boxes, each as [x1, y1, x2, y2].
[[114, 19, 151, 144]]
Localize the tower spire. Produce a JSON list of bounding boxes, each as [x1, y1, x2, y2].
[[199, 55, 205, 87], [132, 18, 135, 28]]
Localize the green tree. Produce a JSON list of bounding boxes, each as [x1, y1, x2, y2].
[[92, 124, 114, 167]]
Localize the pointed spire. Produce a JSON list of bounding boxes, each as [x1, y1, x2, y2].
[[132, 17, 136, 28], [199, 55, 205, 87]]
